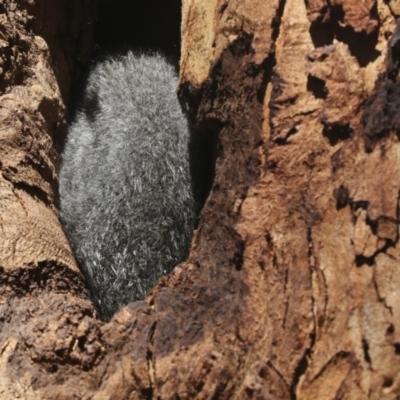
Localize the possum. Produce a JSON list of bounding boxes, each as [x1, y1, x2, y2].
[[59, 52, 197, 321]]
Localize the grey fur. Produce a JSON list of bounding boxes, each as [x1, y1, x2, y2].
[[59, 52, 196, 321]]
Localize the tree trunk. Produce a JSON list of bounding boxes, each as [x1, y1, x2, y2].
[[1, 0, 400, 398]]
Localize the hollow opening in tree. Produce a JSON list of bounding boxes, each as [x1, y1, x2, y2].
[[58, 0, 217, 321]]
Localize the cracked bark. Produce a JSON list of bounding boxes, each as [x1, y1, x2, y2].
[[1, 0, 400, 399]]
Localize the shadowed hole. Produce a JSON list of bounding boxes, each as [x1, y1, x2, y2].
[[387, 324, 395, 335], [362, 338, 371, 363], [383, 376, 394, 388], [307, 75, 327, 99], [308, 5, 380, 67], [96, 0, 182, 60], [323, 123, 353, 146]]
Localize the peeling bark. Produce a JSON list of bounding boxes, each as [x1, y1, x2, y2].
[[1, 0, 400, 398]]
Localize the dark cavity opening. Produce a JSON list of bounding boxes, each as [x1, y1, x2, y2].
[[355, 254, 375, 267], [309, 5, 380, 68], [322, 123, 353, 146], [189, 126, 219, 219], [307, 75, 327, 99], [95, 0, 182, 61], [334, 185, 349, 210], [362, 338, 371, 363], [383, 377, 394, 388], [387, 324, 395, 335]]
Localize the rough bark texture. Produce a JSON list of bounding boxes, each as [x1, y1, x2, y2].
[[1, 0, 400, 398]]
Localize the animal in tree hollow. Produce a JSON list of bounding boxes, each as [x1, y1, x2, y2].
[[59, 52, 197, 320]]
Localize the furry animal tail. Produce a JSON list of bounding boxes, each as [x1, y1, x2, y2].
[[59, 52, 196, 320]]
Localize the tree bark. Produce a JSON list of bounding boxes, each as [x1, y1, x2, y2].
[[1, 0, 400, 399]]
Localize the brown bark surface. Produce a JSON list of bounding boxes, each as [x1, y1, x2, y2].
[[1, 0, 400, 399]]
